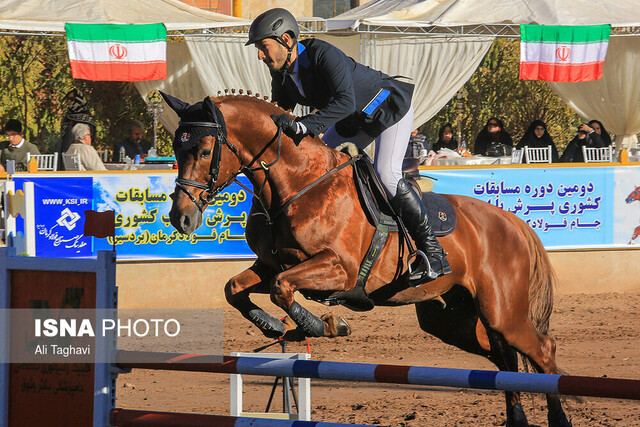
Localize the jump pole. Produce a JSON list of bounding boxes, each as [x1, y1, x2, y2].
[[115, 350, 640, 401], [110, 408, 370, 426]]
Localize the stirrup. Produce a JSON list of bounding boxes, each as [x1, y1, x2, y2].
[[407, 250, 439, 285]]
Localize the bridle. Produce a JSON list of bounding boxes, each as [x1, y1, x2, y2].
[[173, 120, 241, 212], [172, 118, 283, 214], [173, 114, 359, 229]]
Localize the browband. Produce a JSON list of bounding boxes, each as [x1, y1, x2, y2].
[[178, 121, 220, 128]]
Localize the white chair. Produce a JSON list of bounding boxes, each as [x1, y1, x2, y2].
[[524, 146, 552, 164], [62, 153, 81, 171], [510, 148, 524, 164], [26, 153, 58, 171], [582, 146, 613, 162], [97, 149, 109, 162]]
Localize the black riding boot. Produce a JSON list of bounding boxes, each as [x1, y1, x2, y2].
[[391, 178, 451, 283]]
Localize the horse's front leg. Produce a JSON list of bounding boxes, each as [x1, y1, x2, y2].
[[271, 251, 349, 337], [225, 260, 286, 338]]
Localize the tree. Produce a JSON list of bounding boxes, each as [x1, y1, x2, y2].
[[424, 39, 581, 153], [0, 35, 172, 156]]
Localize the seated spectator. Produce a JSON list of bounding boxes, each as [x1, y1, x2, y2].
[[58, 89, 97, 169], [65, 123, 107, 171], [0, 119, 40, 172], [116, 120, 152, 160], [516, 120, 560, 162], [473, 117, 513, 156], [588, 119, 613, 146], [405, 129, 428, 158], [559, 123, 604, 162], [432, 123, 459, 152]]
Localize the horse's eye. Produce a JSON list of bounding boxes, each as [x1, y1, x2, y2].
[[201, 149, 212, 159]]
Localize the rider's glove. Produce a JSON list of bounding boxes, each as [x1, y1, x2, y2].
[[271, 113, 306, 145]]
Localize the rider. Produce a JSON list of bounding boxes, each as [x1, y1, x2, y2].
[[246, 8, 451, 281]]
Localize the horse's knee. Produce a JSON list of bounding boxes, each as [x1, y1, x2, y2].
[[224, 279, 242, 305], [270, 279, 295, 310]]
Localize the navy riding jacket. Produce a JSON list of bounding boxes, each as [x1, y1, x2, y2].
[[270, 38, 414, 138]]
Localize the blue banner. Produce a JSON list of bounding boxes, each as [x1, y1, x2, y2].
[[11, 165, 640, 258], [422, 165, 640, 249], [13, 173, 254, 259], [14, 177, 94, 257], [92, 174, 253, 259]]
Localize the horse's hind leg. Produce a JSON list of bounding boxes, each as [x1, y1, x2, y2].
[[486, 329, 529, 427], [496, 322, 571, 426], [225, 260, 286, 338], [270, 251, 349, 337]]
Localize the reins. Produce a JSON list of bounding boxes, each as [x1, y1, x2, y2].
[[174, 116, 357, 230]]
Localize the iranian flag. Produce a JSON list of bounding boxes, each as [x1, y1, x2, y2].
[[519, 25, 611, 82], [66, 23, 167, 81]]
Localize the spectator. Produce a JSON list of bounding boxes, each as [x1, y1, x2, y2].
[[116, 120, 152, 160], [406, 129, 428, 158], [473, 117, 513, 156], [559, 123, 604, 162], [588, 119, 613, 146], [59, 89, 97, 169], [65, 123, 107, 171], [516, 120, 560, 162], [0, 119, 40, 172], [432, 123, 459, 152]]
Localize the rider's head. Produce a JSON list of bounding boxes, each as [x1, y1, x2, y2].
[[245, 8, 299, 72]]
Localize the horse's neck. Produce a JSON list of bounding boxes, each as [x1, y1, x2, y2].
[[240, 120, 339, 210]]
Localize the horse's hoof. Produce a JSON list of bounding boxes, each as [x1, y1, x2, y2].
[[507, 403, 529, 427], [321, 314, 351, 337], [548, 409, 572, 427], [282, 327, 307, 342]]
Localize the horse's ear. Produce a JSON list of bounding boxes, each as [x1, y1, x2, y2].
[[202, 96, 216, 120], [160, 91, 190, 114]]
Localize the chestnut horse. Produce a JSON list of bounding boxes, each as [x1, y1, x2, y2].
[[165, 92, 570, 427]]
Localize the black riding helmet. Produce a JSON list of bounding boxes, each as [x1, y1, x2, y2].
[[245, 8, 299, 48]]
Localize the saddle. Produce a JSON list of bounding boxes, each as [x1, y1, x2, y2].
[[324, 153, 456, 311]]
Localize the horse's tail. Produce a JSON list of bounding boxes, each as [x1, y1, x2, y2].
[[514, 217, 556, 336]]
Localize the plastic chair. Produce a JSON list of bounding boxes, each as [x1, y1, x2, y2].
[[26, 153, 58, 171], [62, 153, 81, 171], [524, 146, 552, 164], [582, 146, 613, 162], [97, 150, 109, 162], [510, 148, 523, 164]]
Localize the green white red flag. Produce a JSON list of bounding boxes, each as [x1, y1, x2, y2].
[[66, 23, 167, 81], [519, 25, 611, 82]]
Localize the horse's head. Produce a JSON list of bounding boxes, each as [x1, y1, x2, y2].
[[626, 186, 640, 204], [162, 92, 241, 235]]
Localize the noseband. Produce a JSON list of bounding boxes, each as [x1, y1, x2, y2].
[[173, 120, 241, 212]]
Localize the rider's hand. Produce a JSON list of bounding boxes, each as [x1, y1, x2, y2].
[[271, 113, 305, 145]]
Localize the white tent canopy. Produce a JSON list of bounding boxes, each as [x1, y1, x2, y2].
[[328, 0, 640, 31], [0, 0, 249, 32], [329, 0, 640, 148]]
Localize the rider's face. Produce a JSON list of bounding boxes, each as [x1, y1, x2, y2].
[[255, 38, 288, 72]]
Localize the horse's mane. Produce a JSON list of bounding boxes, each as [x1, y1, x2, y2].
[[211, 92, 333, 150], [211, 89, 288, 116]]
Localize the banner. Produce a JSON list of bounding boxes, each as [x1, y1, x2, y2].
[[10, 166, 640, 258], [422, 165, 640, 249], [13, 174, 253, 259]]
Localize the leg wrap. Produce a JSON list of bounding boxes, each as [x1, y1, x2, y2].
[[288, 301, 326, 337], [247, 309, 286, 338]]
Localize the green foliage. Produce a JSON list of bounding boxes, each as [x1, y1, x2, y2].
[[423, 39, 581, 153], [0, 35, 172, 156]]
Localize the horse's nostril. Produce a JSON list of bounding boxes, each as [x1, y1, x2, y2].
[[182, 215, 190, 229]]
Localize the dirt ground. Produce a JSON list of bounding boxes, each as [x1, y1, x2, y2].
[[117, 292, 640, 426]]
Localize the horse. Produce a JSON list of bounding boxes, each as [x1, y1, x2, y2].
[[164, 92, 571, 427], [626, 185, 640, 204]]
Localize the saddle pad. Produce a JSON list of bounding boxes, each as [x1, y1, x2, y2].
[[423, 192, 456, 237]]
